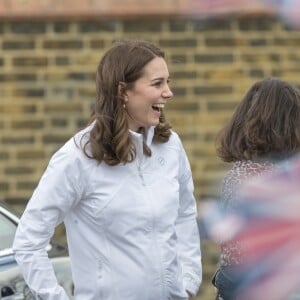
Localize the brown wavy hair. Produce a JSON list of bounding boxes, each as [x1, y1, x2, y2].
[[216, 77, 300, 162], [82, 40, 172, 165]]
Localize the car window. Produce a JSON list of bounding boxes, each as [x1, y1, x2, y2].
[[0, 212, 17, 251]]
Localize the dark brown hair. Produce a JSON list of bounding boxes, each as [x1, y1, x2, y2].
[[83, 39, 172, 165], [216, 77, 300, 162]]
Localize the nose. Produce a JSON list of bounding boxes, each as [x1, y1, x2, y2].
[[162, 84, 173, 100]]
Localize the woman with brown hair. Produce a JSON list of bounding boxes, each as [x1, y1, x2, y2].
[[13, 40, 202, 300], [213, 77, 300, 300]]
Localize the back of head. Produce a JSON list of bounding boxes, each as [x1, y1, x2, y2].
[[216, 77, 300, 162]]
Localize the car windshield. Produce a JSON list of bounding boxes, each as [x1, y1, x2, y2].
[[0, 212, 17, 251]]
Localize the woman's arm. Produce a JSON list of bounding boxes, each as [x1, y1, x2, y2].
[[13, 142, 85, 300], [176, 143, 202, 297]]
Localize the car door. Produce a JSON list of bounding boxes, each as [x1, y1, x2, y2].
[[0, 206, 25, 299]]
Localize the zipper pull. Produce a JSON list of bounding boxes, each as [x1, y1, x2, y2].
[[138, 166, 146, 186]]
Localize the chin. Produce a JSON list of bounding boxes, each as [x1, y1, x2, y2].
[[151, 119, 160, 126]]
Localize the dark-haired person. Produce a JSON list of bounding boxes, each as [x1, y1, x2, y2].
[[212, 77, 300, 300], [12, 40, 202, 300]]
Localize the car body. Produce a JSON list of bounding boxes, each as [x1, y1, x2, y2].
[[0, 202, 73, 299]]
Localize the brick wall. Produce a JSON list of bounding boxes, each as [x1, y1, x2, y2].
[[1, 13, 300, 300], [2, 15, 300, 205]]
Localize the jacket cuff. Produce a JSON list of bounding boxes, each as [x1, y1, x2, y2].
[[31, 285, 69, 300], [183, 273, 201, 296]]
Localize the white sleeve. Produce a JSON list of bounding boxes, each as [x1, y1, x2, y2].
[[176, 144, 202, 296], [12, 142, 86, 300]]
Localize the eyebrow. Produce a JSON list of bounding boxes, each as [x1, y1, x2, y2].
[[151, 76, 171, 82]]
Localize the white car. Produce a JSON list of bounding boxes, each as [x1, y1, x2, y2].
[[0, 202, 73, 299]]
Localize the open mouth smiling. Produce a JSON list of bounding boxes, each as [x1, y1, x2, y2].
[[152, 103, 164, 112]]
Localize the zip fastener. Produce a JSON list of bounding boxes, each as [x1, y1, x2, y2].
[[138, 152, 164, 298], [140, 154, 165, 298], [137, 155, 146, 186], [148, 185, 165, 299]]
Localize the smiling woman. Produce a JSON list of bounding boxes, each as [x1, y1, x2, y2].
[[12, 40, 202, 300]]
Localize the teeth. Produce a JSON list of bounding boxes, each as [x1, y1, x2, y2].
[[152, 103, 165, 108]]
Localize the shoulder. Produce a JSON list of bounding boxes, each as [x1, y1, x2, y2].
[[220, 160, 274, 205], [158, 130, 188, 160], [165, 130, 183, 148], [223, 160, 274, 188], [230, 160, 274, 178], [50, 125, 94, 171]]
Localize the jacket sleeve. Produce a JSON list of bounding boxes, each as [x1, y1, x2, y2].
[[12, 141, 86, 300], [176, 143, 202, 296]]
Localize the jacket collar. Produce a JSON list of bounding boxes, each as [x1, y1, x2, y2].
[[129, 126, 155, 154]]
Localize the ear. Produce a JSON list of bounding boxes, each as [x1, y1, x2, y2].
[[118, 82, 127, 99]]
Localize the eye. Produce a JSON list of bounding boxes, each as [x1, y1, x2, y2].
[[153, 81, 162, 87]]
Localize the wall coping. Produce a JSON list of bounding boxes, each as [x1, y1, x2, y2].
[[0, 0, 272, 21]]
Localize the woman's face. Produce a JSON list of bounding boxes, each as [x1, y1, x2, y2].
[[124, 57, 173, 132]]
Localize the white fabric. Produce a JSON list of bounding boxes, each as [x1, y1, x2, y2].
[[13, 125, 202, 300]]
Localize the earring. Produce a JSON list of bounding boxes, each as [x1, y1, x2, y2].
[[123, 97, 128, 109]]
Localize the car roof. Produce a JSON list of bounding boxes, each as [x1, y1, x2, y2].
[[0, 201, 21, 218], [0, 202, 20, 225]]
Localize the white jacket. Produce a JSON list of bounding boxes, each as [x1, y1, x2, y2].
[[13, 126, 202, 300]]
